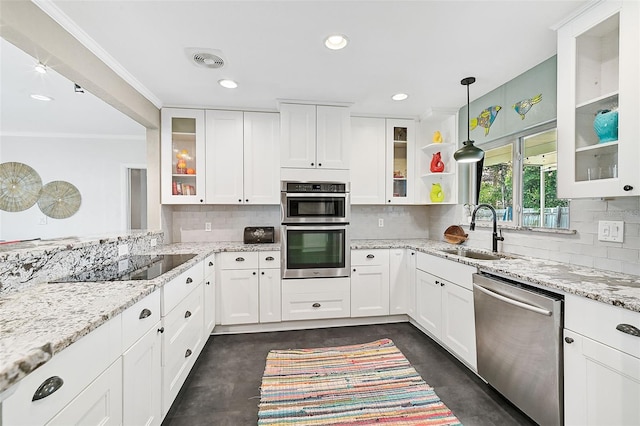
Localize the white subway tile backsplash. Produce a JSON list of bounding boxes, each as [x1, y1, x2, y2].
[[607, 247, 639, 263]]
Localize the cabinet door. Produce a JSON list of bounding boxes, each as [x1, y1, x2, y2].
[[351, 117, 386, 204], [244, 112, 280, 204], [280, 103, 316, 168], [564, 329, 640, 426], [316, 105, 350, 170], [407, 251, 416, 318], [557, 0, 640, 198], [389, 249, 409, 315], [219, 269, 259, 324], [386, 119, 415, 204], [351, 264, 390, 318], [123, 323, 162, 426], [161, 108, 206, 204], [205, 110, 245, 204], [259, 268, 282, 323], [415, 270, 441, 338], [440, 281, 477, 369], [203, 276, 215, 334], [47, 359, 123, 426]]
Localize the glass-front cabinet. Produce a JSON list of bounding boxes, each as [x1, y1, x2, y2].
[[161, 108, 206, 204], [557, 0, 639, 198], [386, 119, 415, 204]]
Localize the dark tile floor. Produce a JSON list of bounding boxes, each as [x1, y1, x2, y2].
[[162, 323, 536, 425]]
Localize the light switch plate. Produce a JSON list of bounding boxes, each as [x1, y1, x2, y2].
[[598, 220, 624, 242]]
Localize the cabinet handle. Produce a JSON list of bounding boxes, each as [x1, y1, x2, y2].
[[185, 349, 193, 358], [623, 185, 634, 191], [32, 376, 64, 401], [209, 261, 213, 266], [185, 310, 192, 319], [318, 163, 322, 167], [312, 303, 321, 308], [261, 271, 265, 275], [366, 254, 375, 259], [139, 308, 152, 319], [199, 199, 204, 203], [564, 337, 574, 344], [238, 199, 242, 203], [158, 327, 165, 333], [236, 257, 245, 262], [206, 280, 211, 286], [353, 268, 356, 272], [616, 323, 640, 337], [265, 256, 275, 261], [245, 199, 249, 203], [388, 200, 391, 203], [253, 271, 257, 275], [186, 277, 193, 284], [311, 162, 314, 166], [411, 252, 415, 255]]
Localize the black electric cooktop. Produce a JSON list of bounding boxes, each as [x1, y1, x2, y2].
[[51, 254, 197, 282]]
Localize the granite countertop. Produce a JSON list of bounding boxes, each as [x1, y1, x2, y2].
[[1, 238, 639, 396]]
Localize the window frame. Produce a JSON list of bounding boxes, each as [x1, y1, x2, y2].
[[473, 121, 569, 230]]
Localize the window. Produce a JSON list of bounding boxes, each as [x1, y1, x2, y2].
[[475, 124, 569, 230]]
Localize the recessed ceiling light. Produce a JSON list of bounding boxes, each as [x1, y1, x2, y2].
[[34, 63, 47, 74], [392, 93, 409, 101], [30, 94, 53, 101], [218, 79, 238, 89], [324, 34, 348, 50]]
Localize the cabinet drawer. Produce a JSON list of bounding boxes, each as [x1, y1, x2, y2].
[[351, 249, 389, 266], [204, 254, 215, 278], [416, 252, 476, 290], [2, 317, 122, 426], [219, 251, 259, 270], [162, 261, 203, 314], [259, 250, 280, 269], [122, 290, 161, 351], [565, 294, 640, 358], [162, 284, 204, 412], [282, 278, 350, 321]]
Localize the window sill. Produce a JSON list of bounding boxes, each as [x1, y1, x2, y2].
[[461, 222, 577, 235]]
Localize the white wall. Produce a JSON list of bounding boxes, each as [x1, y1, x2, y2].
[[0, 134, 146, 240]]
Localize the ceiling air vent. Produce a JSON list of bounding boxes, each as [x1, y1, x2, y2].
[[185, 48, 225, 69]]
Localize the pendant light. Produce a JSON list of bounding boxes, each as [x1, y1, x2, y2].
[[454, 77, 484, 163]]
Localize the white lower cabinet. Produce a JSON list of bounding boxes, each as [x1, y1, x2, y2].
[[218, 251, 281, 325], [2, 314, 122, 426], [414, 253, 477, 370], [282, 278, 351, 321], [46, 359, 123, 426], [389, 249, 411, 315], [351, 249, 390, 317], [203, 254, 216, 333], [564, 294, 640, 425]]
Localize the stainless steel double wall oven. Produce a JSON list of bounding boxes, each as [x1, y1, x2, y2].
[[281, 181, 350, 279]]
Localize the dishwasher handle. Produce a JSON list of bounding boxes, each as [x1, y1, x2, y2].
[[473, 283, 552, 316]]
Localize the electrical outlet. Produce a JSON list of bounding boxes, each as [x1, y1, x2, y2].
[[118, 244, 129, 256], [150, 238, 157, 247], [378, 218, 384, 227], [205, 222, 212, 232], [598, 220, 624, 242]]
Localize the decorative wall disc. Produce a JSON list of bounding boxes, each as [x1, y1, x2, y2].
[[37, 181, 81, 219], [0, 162, 43, 212]]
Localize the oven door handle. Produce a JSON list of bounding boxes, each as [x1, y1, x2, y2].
[[473, 283, 552, 316]]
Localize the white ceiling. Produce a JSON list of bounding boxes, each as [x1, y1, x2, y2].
[[2, 0, 589, 135]]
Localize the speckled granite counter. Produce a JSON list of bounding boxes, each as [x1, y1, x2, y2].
[[1, 237, 639, 396]]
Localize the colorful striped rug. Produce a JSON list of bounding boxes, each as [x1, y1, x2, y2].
[[258, 338, 462, 425]]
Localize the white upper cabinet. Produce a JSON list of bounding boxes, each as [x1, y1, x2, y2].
[[557, 0, 640, 198], [386, 119, 415, 204], [351, 117, 386, 204], [205, 110, 245, 204], [280, 103, 350, 170], [243, 112, 281, 204], [161, 108, 206, 204]]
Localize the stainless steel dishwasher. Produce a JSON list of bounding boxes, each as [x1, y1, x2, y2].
[[473, 271, 564, 426]]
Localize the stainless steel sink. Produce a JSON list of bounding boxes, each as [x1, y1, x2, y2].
[[440, 248, 513, 261]]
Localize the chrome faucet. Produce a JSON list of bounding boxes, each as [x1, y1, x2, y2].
[[470, 204, 504, 252]]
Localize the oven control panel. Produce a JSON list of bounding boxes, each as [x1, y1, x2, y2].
[[282, 181, 348, 193]]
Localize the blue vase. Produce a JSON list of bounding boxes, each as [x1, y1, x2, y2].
[[593, 109, 618, 143]]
